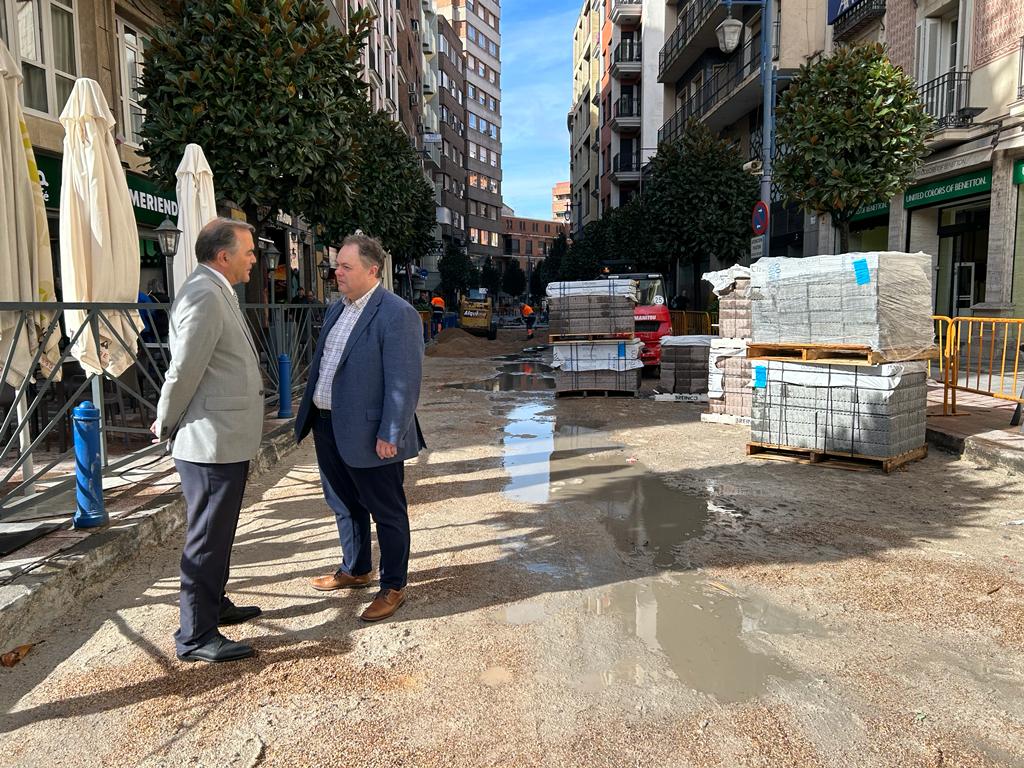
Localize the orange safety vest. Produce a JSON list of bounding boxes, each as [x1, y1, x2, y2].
[[521, 305, 534, 317]]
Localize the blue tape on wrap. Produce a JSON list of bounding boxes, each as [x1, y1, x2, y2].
[[853, 258, 870, 286], [754, 365, 767, 389]]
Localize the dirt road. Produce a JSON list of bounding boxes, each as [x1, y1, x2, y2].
[[1, 333, 1022, 767]]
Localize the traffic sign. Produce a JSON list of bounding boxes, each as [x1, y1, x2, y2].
[[752, 201, 769, 236], [750, 235, 764, 261], [417, 268, 430, 280]]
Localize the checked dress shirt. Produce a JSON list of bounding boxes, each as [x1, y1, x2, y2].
[[312, 282, 381, 410]]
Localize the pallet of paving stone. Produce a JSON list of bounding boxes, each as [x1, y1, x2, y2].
[[746, 342, 939, 365], [554, 368, 641, 396], [701, 412, 752, 426], [549, 331, 635, 342], [745, 442, 928, 473], [548, 295, 636, 337]]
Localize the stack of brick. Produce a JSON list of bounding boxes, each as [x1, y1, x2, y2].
[[546, 280, 642, 395], [747, 252, 935, 462], [659, 336, 713, 395], [702, 268, 753, 423]]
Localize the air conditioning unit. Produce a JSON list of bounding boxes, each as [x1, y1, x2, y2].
[[409, 92, 420, 107]]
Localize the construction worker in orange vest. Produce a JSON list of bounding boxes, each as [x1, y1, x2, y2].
[[430, 295, 446, 338], [521, 302, 535, 340]]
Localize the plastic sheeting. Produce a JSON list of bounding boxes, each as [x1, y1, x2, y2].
[[750, 252, 935, 357], [702, 265, 752, 297], [550, 339, 644, 371], [661, 335, 716, 348], [708, 339, 748, 400], [546, 279, 639, 302]]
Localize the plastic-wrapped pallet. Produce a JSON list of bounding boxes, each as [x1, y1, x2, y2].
[[546, 279, 638, 336], [707, 340, 751, 419], [718, 275, 752, 339], [750, 252, 935, 358], [550, 339, 643, 372], [749, 360, 927, 458], [660, 336, 714, 394], [554, 368, 641, 393]]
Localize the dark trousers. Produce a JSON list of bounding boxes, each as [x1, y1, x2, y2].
[[432, 310, 444, 337], [174, 459, 249, 655], [312, 413, 410, 590]]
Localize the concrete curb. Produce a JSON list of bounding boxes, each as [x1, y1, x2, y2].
[[0, 420, 300, 651], [926, 426, 1024, 476]]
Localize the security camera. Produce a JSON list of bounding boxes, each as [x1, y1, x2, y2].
[[742, 160, 763, 175]]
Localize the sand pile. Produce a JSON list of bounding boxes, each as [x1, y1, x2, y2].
[[426, 328, 486, 358]]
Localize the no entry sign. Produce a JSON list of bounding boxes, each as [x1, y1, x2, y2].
[[751, 201, 769, 236]]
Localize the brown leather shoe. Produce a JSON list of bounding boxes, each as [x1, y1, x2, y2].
[[360, 589, 406, 622], [310, 571, 373, 592]]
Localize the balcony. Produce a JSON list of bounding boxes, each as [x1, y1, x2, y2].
[[658, 33, 765, 144], [611, 40, 642, 78], [611, 95, 642, 132], [611, 151, 641, 184], [1018, 36, 1024, 101], [611, 0, 642, 24], [919, 71, 981, 147], [659, 0, 727, 85], [832, 0, 886, 43]]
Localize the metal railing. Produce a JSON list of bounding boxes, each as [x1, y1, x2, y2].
[[1018, 35, 1024, 100], [932, 316, 1024, 418], [918, 70, 975, 129], [832, 0, 886, 42], [613, 40, 642, 64], [612, 150, 642, 173], [613, 94, 641, 118], [670, 311, 713, 336], [659, 0, 720, 80], [0, 301, 325, 516]]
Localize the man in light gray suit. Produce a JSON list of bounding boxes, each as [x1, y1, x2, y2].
[[155, 218, 265, 663], [295, 234, 425, 622]]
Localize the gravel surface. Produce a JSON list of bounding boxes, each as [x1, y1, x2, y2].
[[1, 332, 1022, 767]]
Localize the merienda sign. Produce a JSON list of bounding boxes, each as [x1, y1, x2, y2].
[[828, 0, 867, 24]]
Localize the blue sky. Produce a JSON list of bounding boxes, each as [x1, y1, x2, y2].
[[500, 0, 578, 220]]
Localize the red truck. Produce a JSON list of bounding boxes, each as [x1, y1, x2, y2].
[[605, 273, 671, 368]]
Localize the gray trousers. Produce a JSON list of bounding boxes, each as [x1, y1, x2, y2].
[[174, 459, 249, 655]]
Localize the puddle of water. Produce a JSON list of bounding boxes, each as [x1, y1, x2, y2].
[[501, 602, 547, 625], [447, 362, 555, 392], [502, 402, 555, 503]]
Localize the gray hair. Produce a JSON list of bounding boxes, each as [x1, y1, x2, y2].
[[343, 233, 387, 275], [195, 218, 255, 263]]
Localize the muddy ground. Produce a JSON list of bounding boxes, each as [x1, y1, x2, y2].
[[1, 331, 1022, 767]]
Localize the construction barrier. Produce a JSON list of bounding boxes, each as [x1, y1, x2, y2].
[[940, 316, 1024, 417], [670, 311, 713, 336]]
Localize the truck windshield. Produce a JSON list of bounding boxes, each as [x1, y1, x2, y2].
[[635, 278, 666, 307]]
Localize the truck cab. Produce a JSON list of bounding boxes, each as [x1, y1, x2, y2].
[[605, 273, 671, 368]]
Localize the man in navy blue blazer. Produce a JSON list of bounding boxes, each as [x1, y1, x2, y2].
[[295, 234, 426, 622]]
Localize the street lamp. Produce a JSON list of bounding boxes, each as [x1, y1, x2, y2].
[[317, 254, 333, 298], [263, 240, 281, 305], [155, 216, 181, 300], [716, 0, 775, 249]]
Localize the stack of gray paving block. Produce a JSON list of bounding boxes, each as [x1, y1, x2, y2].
[[660, 340, 711, 394], [554, 369, 642, 393], [709, 353, 753, 418], [750, 361, 927, 458], [548, 295, 635, 336], [750, 252, 935, 358]]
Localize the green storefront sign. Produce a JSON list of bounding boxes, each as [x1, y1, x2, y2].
[[850, 201, 890, 222], [904, 168, 992, 209], [34, 153, 178, 226], [1014, 159, 1024, 186]]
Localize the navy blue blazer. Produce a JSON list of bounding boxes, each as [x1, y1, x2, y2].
[[295, 287, 426, 467]]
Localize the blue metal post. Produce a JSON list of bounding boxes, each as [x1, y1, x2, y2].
[[72, 401, 107, 528], [277, 354, 293, 418]]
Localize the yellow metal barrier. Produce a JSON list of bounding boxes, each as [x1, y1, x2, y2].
[[669, 311, 713, 336], [943, 316, 1024, 417]]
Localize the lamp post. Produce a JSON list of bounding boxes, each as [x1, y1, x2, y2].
[[155, 217, 181, 300], [317, 255, 333, 300], [263, 240, 281, 305], [716, 0, 774, 249]]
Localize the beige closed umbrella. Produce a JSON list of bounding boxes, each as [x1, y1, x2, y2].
[[0, 40, 59, 388], [59, 78, 142, 377], [173, 143, 217, 296]]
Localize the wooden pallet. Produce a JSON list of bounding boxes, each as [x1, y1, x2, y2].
[[745, 442, 928, 473], [746, 343, 938, 366], [555, 389, 639, 399], [549, 332, 635, 343]]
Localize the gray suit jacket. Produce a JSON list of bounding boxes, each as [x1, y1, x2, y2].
[[156, 266, 265, 463]]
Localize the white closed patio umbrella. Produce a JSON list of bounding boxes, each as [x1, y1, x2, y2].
[[173, 143, 218, 295], [0, 40, 60, 388], [59, 78, 142, 377]]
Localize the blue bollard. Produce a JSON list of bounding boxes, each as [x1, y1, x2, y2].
[[278, 354, 293, 418], [72, 401, 107, 528]]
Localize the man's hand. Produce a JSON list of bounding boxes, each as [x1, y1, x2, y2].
[[376, 439, 398, 460], [149, 421, 159, 445]]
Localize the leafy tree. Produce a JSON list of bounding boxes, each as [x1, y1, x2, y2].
[[529, 266, 544, 301], [562, 220, 605, 280], [646, 121, 757, 284], [502, 259, 527, 298], [480, 257, 502, 296], [438, 243, 474, 303], [140, 0, 372, 287], [541, 232, 569, 285], [310, 103, 437, 278], [775, 43, 930, 251]]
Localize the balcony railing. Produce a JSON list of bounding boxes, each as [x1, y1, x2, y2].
[[614, 95, 641, 118], [918, 70, 975, 130], [1018, 36, 1024, 100], [611, 0, 643, 22], [659, 0, 719, 81], [832, 0, 886, 42], [658, 33, 764, 145], [614, 40, 642, 65], [612, 151, 641, 174]]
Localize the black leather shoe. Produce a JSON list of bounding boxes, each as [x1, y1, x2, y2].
[[218, 605, 262, 626], [177, 635, 255, 663]]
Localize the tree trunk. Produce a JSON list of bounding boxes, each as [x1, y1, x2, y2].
[[838, 219, 851, 254]]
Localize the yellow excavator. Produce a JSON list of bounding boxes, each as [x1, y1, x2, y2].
[[459, 288, 498, 340]]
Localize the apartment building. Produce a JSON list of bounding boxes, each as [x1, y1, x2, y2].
[[552, 181, 572, 222], [436, 0, 504, 266], [435, 16, 470, 257], [336, 0, 400, 121], [568, 0, 603, 236], [396, 0, 426, 147], [815, 0, 1024, 318], [502, 210, 570, 277]]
